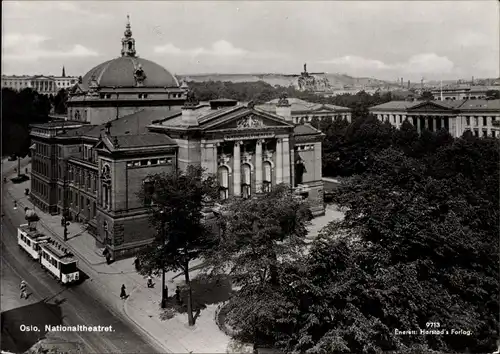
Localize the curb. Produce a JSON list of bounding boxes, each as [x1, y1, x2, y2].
[[123, 286, 180, 354]]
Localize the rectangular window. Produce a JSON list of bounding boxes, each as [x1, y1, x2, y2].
[[140, 160, 148, 166], [150, 159, 158, 165], [474, 130, 479, 137], [483, 117, 487, 126], [466, 117, 470, 126], [475, 117, 479, 126], [80, 196, 84, 210]]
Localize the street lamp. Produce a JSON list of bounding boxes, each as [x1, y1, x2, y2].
[[160, 209, 168, 308]]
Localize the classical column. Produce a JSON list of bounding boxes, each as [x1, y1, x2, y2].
[[276, 138, 283, 184], [432, 116, 437, 132], [416, 117, 421, 134], [255, 140, 263, 193], [233, 141, 241, 197], [282, 137, 290, 186], [213, 143, 219, 173]]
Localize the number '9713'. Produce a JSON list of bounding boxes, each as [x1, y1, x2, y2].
[[426, 322, 440, 328]]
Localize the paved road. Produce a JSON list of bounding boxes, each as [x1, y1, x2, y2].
[[1, 203, 162, 353]]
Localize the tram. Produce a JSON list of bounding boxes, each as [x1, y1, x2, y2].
[[39, 239, 80, 284], [17, 208, 80, 285], [17, 224, 51, 260]]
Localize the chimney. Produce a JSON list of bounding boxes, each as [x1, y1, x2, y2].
[[407, 80, 410, 89], [401, 78, 403, 87], [276, 93, 292, 122], [471, 76, 474, 85]]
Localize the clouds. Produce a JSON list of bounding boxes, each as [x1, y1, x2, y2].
[[153, 40, 281, 60], [3, 33, 98, 61], [154, 40, 248, 57], [1, 1, 498, 79]]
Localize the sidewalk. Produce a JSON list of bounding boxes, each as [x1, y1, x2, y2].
[[4, 164, 341, 353], [4, 166, 233, 353]]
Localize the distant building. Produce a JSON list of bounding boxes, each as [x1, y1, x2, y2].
[[29, 18, 325, 260], [256, 98, 351, 124], [1, 67, 78, 95], [295, 63, 329, 92], [369, 99, 500, 138], [431, 85, 500, 101]]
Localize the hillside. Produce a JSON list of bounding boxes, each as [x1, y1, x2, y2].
[[177, 73, 391, 88]]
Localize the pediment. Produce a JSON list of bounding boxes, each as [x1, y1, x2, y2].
[[408, 101, 453, 112], [94, 136, 114, 152], [203, 110, 294, 131], [70, 84, 84, 94]]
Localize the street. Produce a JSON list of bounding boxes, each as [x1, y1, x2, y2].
[[1, 168, 163, 353]]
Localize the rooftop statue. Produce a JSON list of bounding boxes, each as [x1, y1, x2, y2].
[[184, 90, 199, 107], [277, 92, 290, 106]]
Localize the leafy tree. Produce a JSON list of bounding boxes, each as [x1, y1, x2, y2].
[[204, 185, 312, 349], [321, 118, 349, 176], [53, 88, 68, 114], [485, 90, 500, 99], [336, 115, 394, 176], [420, 91, 434, 100], [270, 144, 499, 353], [2, 87, 50, 157], [310, 116, 320, 129], [136, 165, 219, 326], [392, 119, 419, 154]]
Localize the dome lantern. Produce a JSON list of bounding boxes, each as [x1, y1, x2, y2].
[[121, 15, 136, 57]]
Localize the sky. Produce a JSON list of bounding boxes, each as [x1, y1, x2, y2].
[[2, 1, 499, 81]]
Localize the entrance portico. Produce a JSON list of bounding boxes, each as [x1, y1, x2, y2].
[[149, 98, 325, 214]]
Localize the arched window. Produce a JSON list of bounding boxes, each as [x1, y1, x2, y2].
[[241, 164, 251, 199], [218, 166, 229, 200], [101, 165, 111, 209], [263, 162, 272, 193], [143, 180, 155, 206], [295, 161, 305, 187]]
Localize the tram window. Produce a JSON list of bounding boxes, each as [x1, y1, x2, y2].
[[26, 240, 31, 246], [61, 262, 77, 274]]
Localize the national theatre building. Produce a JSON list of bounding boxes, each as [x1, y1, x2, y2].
[[29, 19, 325, 260]]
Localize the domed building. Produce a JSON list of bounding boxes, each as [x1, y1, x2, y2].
[[29, 18, 326, 261], [67, 16, 186, 125]]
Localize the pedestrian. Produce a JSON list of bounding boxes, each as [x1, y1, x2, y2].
[[120, 284, 127, 299], [20, 280, 27, 299], [147, 275, 154, 288], [175, 286, 181, 304]]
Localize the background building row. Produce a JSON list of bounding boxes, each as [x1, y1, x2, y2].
[[1, 67, 77, 95], [370, 99, 500, 138]]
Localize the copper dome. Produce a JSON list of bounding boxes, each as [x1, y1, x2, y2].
[[80, 56, 179, 90]]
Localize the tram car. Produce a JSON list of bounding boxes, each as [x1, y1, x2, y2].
[[40, 239, 80, 284], [17, 223, 51, 260]]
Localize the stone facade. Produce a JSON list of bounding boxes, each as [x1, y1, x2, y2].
[[29, 19, 326, 261], [370, 99, 500, 138]]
